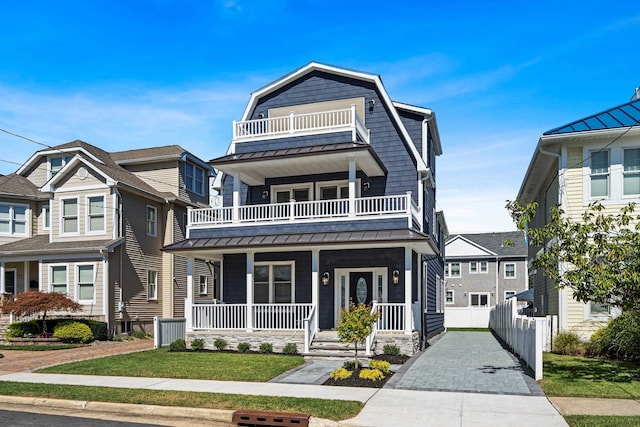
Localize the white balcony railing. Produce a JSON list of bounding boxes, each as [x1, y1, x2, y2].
[[189, 193, 419, 229], [232, 106, 370, 144], [191, 303, 313, 331]]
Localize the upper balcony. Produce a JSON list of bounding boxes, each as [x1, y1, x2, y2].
[[232, 106, 370, 145]]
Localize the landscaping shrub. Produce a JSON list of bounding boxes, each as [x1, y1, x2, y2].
[[0, 353, 3, 359], [282, 343, 298, 355], [78, 319, 108, 341], [53, 321, 94, 344], [359, 368, 384, 381], [237, 342, 251, 353], [259, 342, 273, 354], [5, 320, 41, 338], [383, 344, 400, 356], [214, 338, 228, 351], [112, 335, 123, 342], [168, 339, 186, 352], [589, 311, 640, 361], [368, 359, 390, 374], [342, 360, 362, 370], [552, 331, 585, 355], [130, 330, 148, 339], [329, 367, 353, 380], [191, 338, 205, 351]]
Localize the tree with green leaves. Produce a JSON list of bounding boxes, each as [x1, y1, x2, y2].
[[337, 303, 380, 368], [1, 291, 82, 333], [506, 200, 640, 312]]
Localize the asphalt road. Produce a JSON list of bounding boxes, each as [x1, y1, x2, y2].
[[0, 409, 168, 427]]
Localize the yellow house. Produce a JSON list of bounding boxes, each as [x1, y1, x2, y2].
[[518, 92, 640, 339]]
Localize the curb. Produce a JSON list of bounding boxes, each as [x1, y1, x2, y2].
[[0, 395, 343, 426]]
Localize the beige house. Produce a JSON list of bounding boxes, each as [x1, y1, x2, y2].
[[518, 93, 640, 338], [0, 140, 215, 335]]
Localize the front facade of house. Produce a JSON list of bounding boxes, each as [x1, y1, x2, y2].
[[0, 141, 215, 335], [518, 94, 640, 338], [164, 63, 448, 354]]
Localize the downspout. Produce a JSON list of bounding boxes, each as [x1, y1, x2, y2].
[[100, 249, 109, 328], [113, 187, 124, 325]]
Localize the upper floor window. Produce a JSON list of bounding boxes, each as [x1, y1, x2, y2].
[[590, 150, 609, 198], [61, 198, 79, 234], [254, 263, 294, 303], [49, 155, 73, 178], [42, 205, 50, 230], [185, 162, 205, 195], [445, 262, 460, 278], [274, 186, 311, 203], [0, 203, 27, 236], [146, 206, 157, 237], [479, 261, 488, 273], [469, 261, 478, 274], [623, 148, 640, 196], [504, 263, 516, 279], [87, 196, 105, 233]]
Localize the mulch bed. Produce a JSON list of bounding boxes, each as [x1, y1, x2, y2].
[[371, 354, 411, 364], [323, 368, 394, 388]]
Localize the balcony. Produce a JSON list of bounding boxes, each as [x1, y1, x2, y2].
[[188, 193, 419, 230], [232, 106, 370, 144]]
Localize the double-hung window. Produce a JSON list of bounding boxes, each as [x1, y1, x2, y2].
[[199, 275, 208, 295], [253, 263, 294, 303], [77, 264, 95, 302], [0, 203, 27, 236], [61, 198, 79, 234], [87, 196, 105, 233], [623, 148, 640, 196], [479, 261, 488, 273], [504, 263, 516, 279], [148, 270, 158, 300], [470, 292, 489, 307], [590, 150, 609, 198], [49, 155, 73, 178], [185, 162, 205, 195], [445, 290, 454, 304], [42, 205, 50, 230], [146, 206, 157, 237], [51, 265, 68, 294], [445, 262, 460, 278]]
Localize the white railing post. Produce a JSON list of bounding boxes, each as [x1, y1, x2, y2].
[[351, 104, 357, 142], [289, 199, 296, 220], [365, 301, 378, 355], [289, 112, 295, 134], [405, 192, 412, 228], [185, 257, 194, 332]]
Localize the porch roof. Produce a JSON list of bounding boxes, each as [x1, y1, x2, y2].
[[209, 142, 387, 186], [0, 234, 124, 256], [163, 228, 438, 257]]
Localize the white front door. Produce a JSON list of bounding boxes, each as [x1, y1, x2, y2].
[[334, 268, 388, 327]]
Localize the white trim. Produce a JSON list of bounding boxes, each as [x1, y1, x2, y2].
[[4, 268, 17, 294], [504, 262, 517, 279], [445, 262, 461, 278], [18, 146, 104, 176], [184, 161, 206, 196], [271, 182, 314, 203], [52, 184, 110, 193], [504, 290, 517, 302], [76, 262, 97, 304], [199, 275, 208, 295], [42, 156, 116, 192], [0, 202, 29, 237], [60, 197, 80, 236], [253, 261, 295, 304], [445, 289, 454, 305], [49, 263, 69, 295], [468, 292, 490, 307], [85, 194, 107, 235], [146, 205, 158, 237], [334, 267, 388, 326], [147, 269, 158, 301]]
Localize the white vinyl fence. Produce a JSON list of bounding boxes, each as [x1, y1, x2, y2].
[[489, 297, 556, 380], [444, 307, 491, 328]]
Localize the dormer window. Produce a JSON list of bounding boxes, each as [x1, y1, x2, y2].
[[49, 155, 73, 178], [185, 162, 205, 195]]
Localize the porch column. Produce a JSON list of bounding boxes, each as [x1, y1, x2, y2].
[[23, 261, 29, 292], [0, 262, 4, 294], [348, 158, 356, 217], [311, 249, 319, 332], [246, 251, 254, 331], [404, 247, 413, 334], [185, 257, 194, 332], [232, 171, 240, 223]]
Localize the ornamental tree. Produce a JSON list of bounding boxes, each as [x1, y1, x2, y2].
[[1, 291, 82, 332], [337, 303, 380, 368], [506, 200, 640, 312]]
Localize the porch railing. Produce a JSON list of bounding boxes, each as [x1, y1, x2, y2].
[[303, 305, 317, 354], [189, 193, 419, 229], [191, 303, 313, 331], [233, 107, 369, 144], [366, 302, 407, 355]]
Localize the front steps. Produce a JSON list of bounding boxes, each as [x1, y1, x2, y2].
[[306, 331, 372, 359]]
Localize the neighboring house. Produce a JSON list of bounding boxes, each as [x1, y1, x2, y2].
[[443, 232, 528, 327], [0, 140, 215, 335], [517, 92, 640, 338], [164, 62, 448, 355]]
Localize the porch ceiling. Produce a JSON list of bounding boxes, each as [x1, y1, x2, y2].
[[163, 228, 438, 258], [209, 142, 387, 186]]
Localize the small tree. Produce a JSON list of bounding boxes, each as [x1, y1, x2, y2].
[[337, 303, 380, 368], [1, 291, 82, 333]]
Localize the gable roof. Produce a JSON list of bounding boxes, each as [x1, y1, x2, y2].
[[445, 231, 526, 258], [544, 98, 640, 135], [0, 173, 48, 200]]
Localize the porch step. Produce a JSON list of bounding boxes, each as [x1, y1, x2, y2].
[[306, 331, 374, 358]]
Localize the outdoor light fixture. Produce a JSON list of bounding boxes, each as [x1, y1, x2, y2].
[[262, 190, 269, 199], [363, 181, 370, 191], [392, 270, 400, 285], [322, 272, 330, 286], [368, 99, 376, 112]]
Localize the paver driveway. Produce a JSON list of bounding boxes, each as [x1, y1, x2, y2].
[[389, 331, 541, 395]]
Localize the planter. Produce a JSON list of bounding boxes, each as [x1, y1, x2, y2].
[[7, 337, 63, 345]]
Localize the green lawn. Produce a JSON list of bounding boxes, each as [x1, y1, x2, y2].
[[565, 415, 640, 427], [540, 352, 640, 399], [38, 349, 305, 382], [0, 381, 362, 421]]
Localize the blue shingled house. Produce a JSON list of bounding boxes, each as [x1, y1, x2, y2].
[[164, 63, 448, 355]]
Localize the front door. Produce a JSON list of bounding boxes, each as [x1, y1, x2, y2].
[[349, 272, 373, 305], [4, 270, 16, 294]]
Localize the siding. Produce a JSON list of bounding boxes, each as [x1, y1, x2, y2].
[[0, 199, 35, 245], [424, 254, 444, 339], [22, 158, 49, 187], [40, 259, 105, 316], [565, 147, 583, 215], [124, 160, 178, 195]]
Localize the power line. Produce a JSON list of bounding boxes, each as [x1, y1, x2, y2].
[[0, 128, 50, 148]]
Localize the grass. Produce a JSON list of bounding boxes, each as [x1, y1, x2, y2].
[[446, 327, 491, 332], [541, 352, 640, 399], [38, 349, 305, 382], [565, 415, 640, 427], [0, 344, 83, 351], [0, 381, 362, 421]]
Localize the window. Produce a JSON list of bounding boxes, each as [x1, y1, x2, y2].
[[590, 150, 609, 198], [275, 187, 310, 203], [42, 205, 50, 230], [319, 184, 348, 200], [445, 290, 454, 304], [61, 198, 78, 234], [587, 301, 611, 319], [623, 148, 640, 196], [87, 196, 105, 233], [51, 265, 68, 294], [469, 261, 478, 274], [0, 203, 27, 236], [470, 292, 489, 307], [504, 263, 516, 279], [49, 155, 73, 178], [504, 290, 516, 301], [147, 270, 158, 300], [253, 263, 294, 303], [445, 262, 460, 278], [185, 162, 205, 195], [435, 275, 444, 313], [199, 275, 208, 295], [146, 206, 157, 237], [77, 264, 95, 302], [479, 261, 488, 273]]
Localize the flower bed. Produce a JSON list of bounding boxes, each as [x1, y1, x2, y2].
[[7, 337, 62, 345]]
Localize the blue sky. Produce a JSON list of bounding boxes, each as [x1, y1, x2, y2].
[[0, 1, 638, 233]]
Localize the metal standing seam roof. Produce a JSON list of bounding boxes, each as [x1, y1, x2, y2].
[[544, 99, 640, 135]]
